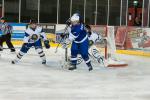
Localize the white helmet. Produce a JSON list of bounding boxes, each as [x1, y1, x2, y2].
[[70, 14, 79, 22], [73, 13, 80, 16]]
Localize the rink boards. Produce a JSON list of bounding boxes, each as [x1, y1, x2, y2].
[[0, 23, 150, 57], [4, 40, 150, 57]]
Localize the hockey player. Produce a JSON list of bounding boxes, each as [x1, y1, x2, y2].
[[63, 14, 93, 71], [12, 19, 50, 64], [85, 24, 106, 64], [70, 25, 105, 65], [85, 24, 103, 47], [0, 17, 15, 52], [85, 25, 128, 67]]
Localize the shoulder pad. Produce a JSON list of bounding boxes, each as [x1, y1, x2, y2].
[[25, 27, 31, 33]]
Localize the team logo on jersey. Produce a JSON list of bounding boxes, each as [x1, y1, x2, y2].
[[31, 34, 38, 41]]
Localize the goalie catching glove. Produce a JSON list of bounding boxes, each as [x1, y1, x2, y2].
[[44, 40, 50, 49], [89, 40, 94, 46]]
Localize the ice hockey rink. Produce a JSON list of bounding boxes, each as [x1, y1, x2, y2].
[[0, 47, 150, 100]]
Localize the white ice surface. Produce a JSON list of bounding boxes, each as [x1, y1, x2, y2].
[[0, 47, 150, 100]]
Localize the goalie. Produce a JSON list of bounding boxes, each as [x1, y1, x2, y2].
[[86, 24, 105, 63], [12, 19, 50, 64], [85, 25, 104, 46], [86, 25, 128, 67], [78, 25, 128, 67]]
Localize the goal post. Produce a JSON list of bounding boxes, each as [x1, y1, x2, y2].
[[91, 25, 128, 67], [105, 26, 128, 67]]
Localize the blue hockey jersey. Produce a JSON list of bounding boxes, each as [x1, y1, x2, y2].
[[69, 24, 88, 43]]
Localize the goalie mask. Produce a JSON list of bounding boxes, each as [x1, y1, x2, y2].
[[85, 25, 92, 35]]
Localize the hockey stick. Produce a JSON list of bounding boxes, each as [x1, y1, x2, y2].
[[3, 44, 45, 50], [55, 25, 69, 53], [105, 26, 108, 59], [3, 47, 22, 49]]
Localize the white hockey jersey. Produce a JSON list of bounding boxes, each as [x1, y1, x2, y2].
[[88, 31, 102, 43], [24, 26, 47, 43]]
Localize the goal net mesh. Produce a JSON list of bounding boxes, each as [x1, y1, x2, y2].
[[91, 25, 128, 67]]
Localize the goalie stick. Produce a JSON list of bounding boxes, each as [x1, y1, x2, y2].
[[55, 25, 69, 53]]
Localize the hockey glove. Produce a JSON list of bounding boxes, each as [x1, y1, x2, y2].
[[89, 40, 94, 46], [44, 40, 50, 49]]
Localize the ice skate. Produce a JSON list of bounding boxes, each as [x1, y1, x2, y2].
[[68, 65, 77, 70], [88, 66, 93, 71], [11, 59, 18, 64], [42, 60, 46, 64]]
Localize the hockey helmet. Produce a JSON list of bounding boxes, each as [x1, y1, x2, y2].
[[29, 19, 37, 24], [0, 17, 6, 21], [70, 14, 80, 22]]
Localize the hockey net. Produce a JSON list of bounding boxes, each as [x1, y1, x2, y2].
[[91, 25, 128, 67]]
